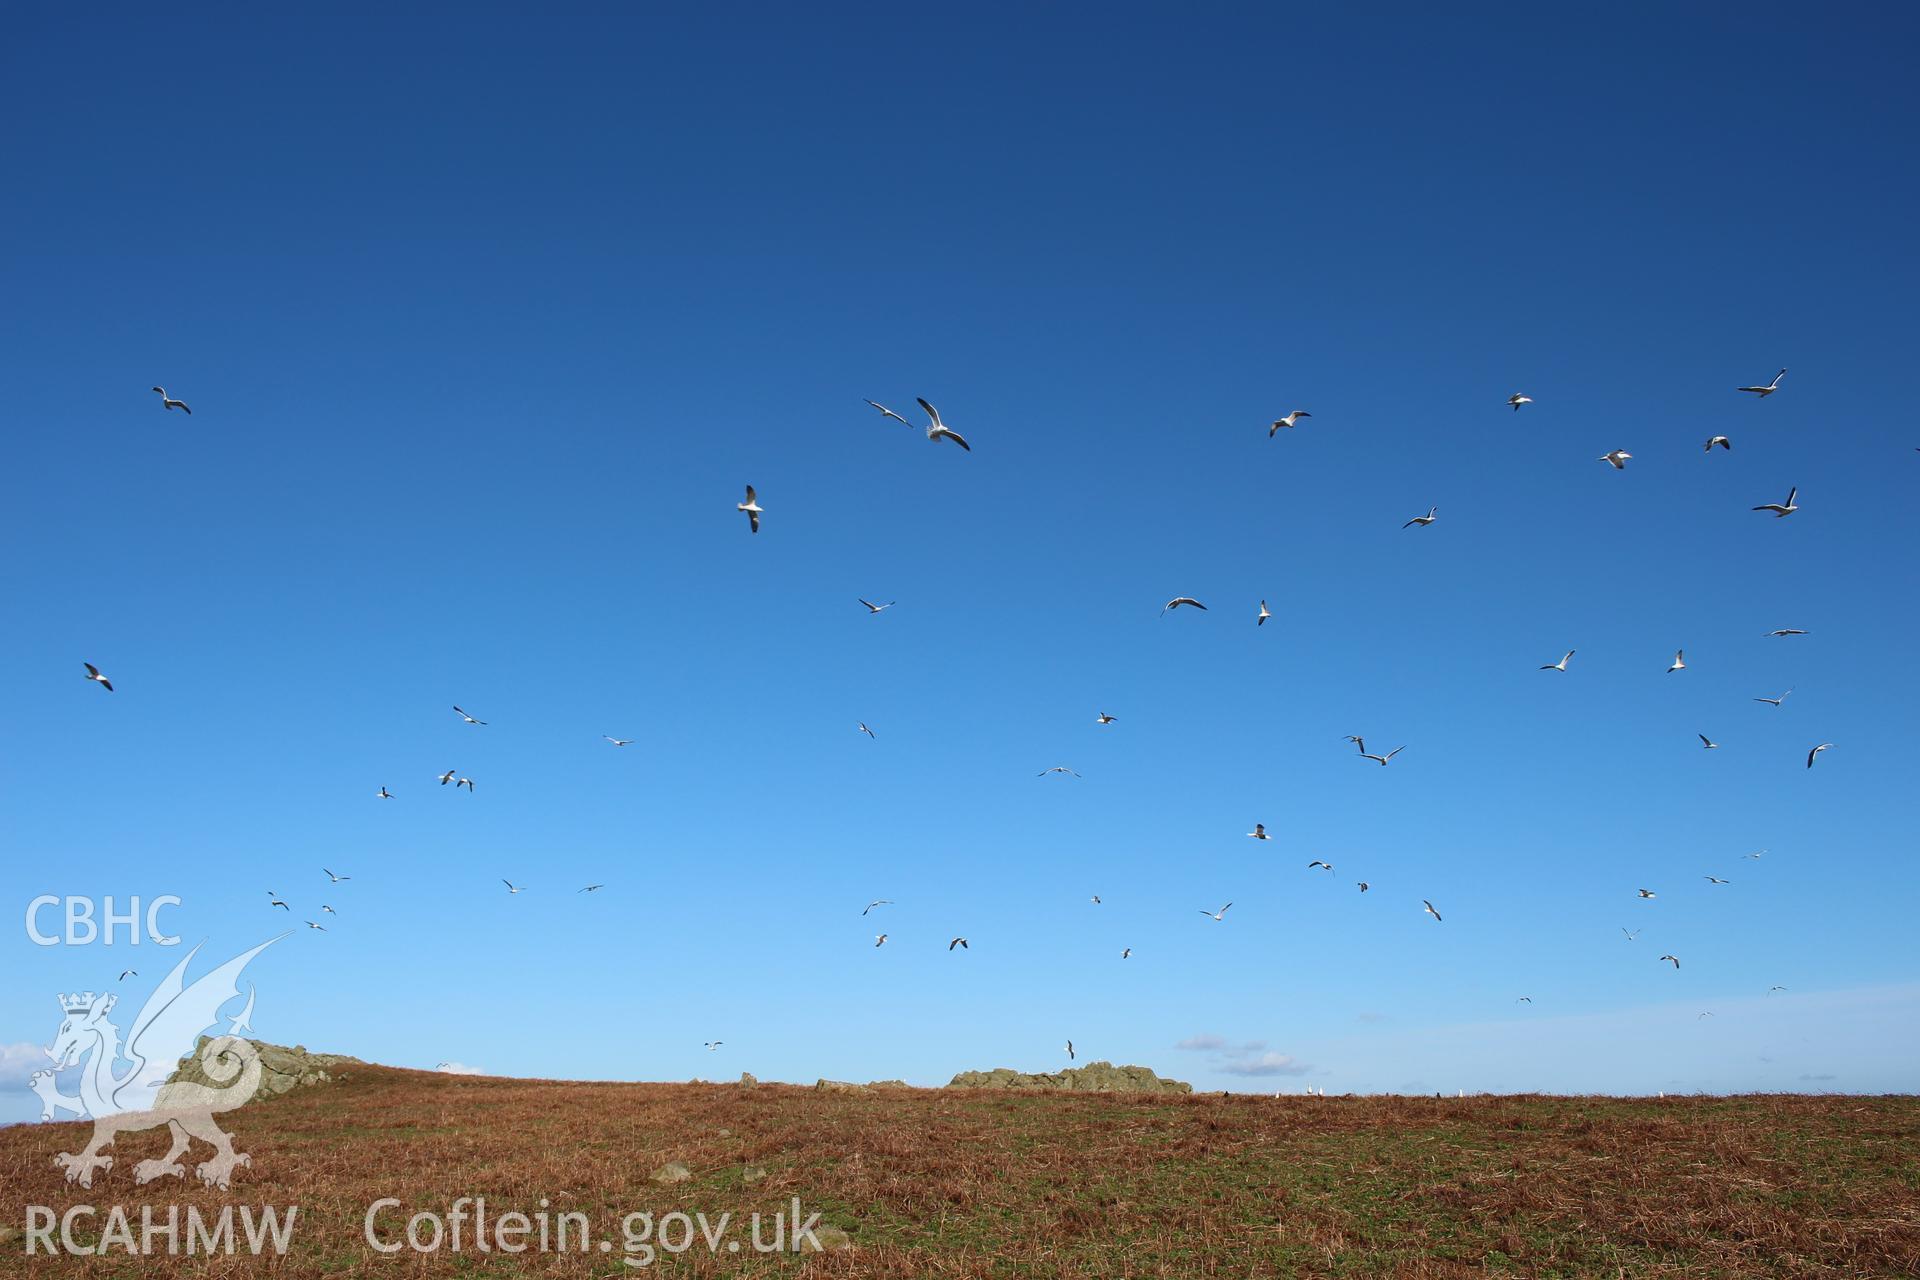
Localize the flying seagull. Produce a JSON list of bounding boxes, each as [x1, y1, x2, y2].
[[1753, 690, 1792, 707], [82, 662, 113, 692], [453, 706, 486, 725], [1422, 899, 1443, 923], [151, 386, 191, 414], [1247, 824, 1270, 840], [1121, 948, 1132, 959], [321, 904, 336, 915], [1638, 889, 1658, 899], [1357, 882, 1369, 893], [737, 485, 762, 533], [118, 969, 137, 981], [456, 776, 475, 792], [862, 900, 892, 916], [268, 896, 288, 911], [858, 599, 895, 614], [1096, 713, 1117, 725], [1256, 600, 1272, 626], [438, 770, 457, 785], [1737, 368, 1786, 397], [1269, 410, 1311, 435], [603, 736, 634, 747], [1769, 986, 1787, 994], [1161, 596, 1207, 615], [1516, 997, 1532, 1004], [1752, 486, 1799, 517], [1307, 860, 1334, 872], [1038, 766, 1082, 777], [1507, 393, 1532, 411], [1090, 895, 1102, 905], [1743, 850, 1767, 859], [1699, 733, 1720, 749], [1659, 954, 1680, 969], [1667, 650, 1686, 673], [1064, 1040, 1075, 1061], [1540, 650, 1575, 672], [1599, 450, 1633, 469], [863, 399, 914, 428], [1704, 436, 1731, 452], [1621, 928, 1640, 942], [1199, 903, 1233, 922], [1704, 876, 1730, 884], [305, 921, 327, 931], [1402, 506, 1438, 529], [1764, 629, 1808, 638], [377, 786, 394, 798], [916, 398, 970, 451], [948, 937, 968, 951], [502, 880, 525, 894], [704, 1041, 724, 1050], [578, 884, 604, 893], [1357, 746, 1405, 766], [873, 933, 888, 947], [858, 722, 875, 738], [1806, 742, 1834, 769], [323, 868, 350, 883], [1698, 1011, 1714, 1020]]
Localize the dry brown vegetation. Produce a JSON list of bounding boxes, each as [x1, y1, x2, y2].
[[4, 1064, 1917, 1276]]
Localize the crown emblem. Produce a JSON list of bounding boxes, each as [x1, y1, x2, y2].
[[59, 991, 97, 1015]]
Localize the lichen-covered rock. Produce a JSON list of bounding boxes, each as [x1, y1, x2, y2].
[[650, 1161, 692, 1184], [168, 1037, 361, 1100], [947, 1061, 1190, 1095], [815, 1079, 871, 1095]]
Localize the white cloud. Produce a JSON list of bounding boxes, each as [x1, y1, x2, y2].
[[0, 1042, 50, 1087], [433, 1061, 484, 1076], [1174, 1035, 1226, 1052], [1220, 1052, 1310, 1078]]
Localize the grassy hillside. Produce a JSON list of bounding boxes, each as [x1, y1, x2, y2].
[[4, 1064, 1917, 1276]]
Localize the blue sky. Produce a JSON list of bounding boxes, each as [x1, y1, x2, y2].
[[3, 3, 1917, 1119]]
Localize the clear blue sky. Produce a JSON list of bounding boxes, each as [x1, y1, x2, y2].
[[4, 3, 1917, 1118]]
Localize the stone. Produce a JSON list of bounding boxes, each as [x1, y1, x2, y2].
[[800, 1224, 856, 1253], [815, 1079, 871, 1095], [168, 1037, 359, 1100], [947, 1061, 1190, 1095], [650, 1161, 692, 1185], [738, 1071, 758, 1086], [742, 1164, 767, 1183]]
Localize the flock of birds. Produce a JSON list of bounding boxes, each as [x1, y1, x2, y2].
[[82, 371, 1843, 1067]]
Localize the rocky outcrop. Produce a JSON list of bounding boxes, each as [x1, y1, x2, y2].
[[169, 1037, 360, 1100], [947, 1061, 1191, 1095]]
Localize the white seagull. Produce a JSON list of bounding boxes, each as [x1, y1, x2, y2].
[[578, 884, 604, 893], [1507, 393, 1532, 412], [1269, 410, 1312, 435], [1256, 600, 1272, 626], [1247, 823, 1270, 841], [1699, 734, 1719, 750], [1752, 486, 1799, 517], [1599, 450, 1633, 469], [1402, 507, 1437, 529], [323, 868, 350, 883], [1637, 889, 1657, 899], [603, 736, 634, 747], [704, 1041, 724, 1051], [1704, 876, 1730, 885], [948, 937, 968, 951], [1753, 690, 1791, 707], [1357, 882, 1369, 893], [1422, 899, 1443, 923], [1199, 903, 1232, 922], [1667, 650, 1686, 673], [915, 398, 970, 451], [377, 786, 394, 798], [1659, 954, 1680, 969], [1540, 650, 1575, 672], [1307, 860, 1334, 873], [863, 399, 915, 428], [862, 900, 892, 916], [456, 776, 475, 792], [1805, 742, 1834, 769], [151, 386, 191, 415], [1764, 629, 1808, 638], [305, 921, 326, 932], [1737, 368, 1786, 398], [858, 722, 875, 738], [1064, 1040, 1075, 1061], [1704, 436, 1731, 452], [1121, 948, 1132, 959], [1096, 713, 1117, 725], [1090, 895, 1102, 905], [1161, 596, 1207, 615], [1038, 766, 1082, 777], [438, 770, 457, 785], [1357, 746, 1405, 766], [453, 706, 486, 725], [502, 880, 525, 894], [874, 933, 888, 947], [737, 485, 762, 533], [858, 599, 895, 614], [1621, 928, 1641, 942], [82, 662, 113, 692]]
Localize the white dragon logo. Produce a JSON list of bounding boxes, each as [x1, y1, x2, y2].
[[31, 936, 281, 1190]]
